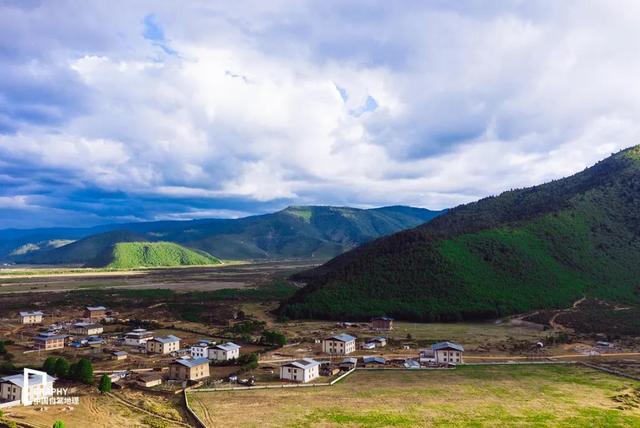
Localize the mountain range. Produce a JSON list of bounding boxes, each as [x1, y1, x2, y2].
[[1, 205, 442, 265], [281, 146, 640, 322]]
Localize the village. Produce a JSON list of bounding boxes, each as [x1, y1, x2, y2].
[[1, 309, 468, 407], [0, 282, 638, 427]]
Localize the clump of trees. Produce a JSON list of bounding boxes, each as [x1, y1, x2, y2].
[[261, 330, 287, 346], [43, 357, 93, 384]]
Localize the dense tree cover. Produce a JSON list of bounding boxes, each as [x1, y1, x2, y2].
[[54, 358, 70, 378], [261, 330, 287, 346], [281, 147, 640, 321], [43, 357, 93, 384]]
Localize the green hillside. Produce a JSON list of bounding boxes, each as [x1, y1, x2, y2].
[[97, 242, 221, 269], [11, 205, 442, 264], [281, 146, 640, 321]]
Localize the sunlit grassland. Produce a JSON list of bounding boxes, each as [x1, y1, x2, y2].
[[188, 364, 640, 427]]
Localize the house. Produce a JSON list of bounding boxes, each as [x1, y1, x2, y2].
[[418, 348, 436, 364], [339, 357, 358, 371], [404, 359, 421, 369], [136, 372, 163, 388], [371, 316, 393, 331], [86, 336, 104, 346], [84, 306, 107, 321], [169, 358, 210, 381], [70, 322, 103, 336], [19, 311, 43, 325], [279, 358, 321, 383], [0, 369, 56, 406], [111, 351, 128, 360], [322, 334, 356, 355], [432, 342, 464, 364], [366, 337, 387, 348], [362, 356, 386, 365], [146, 335, 180, 354], [209, 342, 241, 361], [33, 332, 65, 350], [124, 329, 154, 346], [189, 341, 213, 359]]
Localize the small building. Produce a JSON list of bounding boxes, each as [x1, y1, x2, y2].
[[190, 341, 213, 359], [418, 348, 436, 365], [367, 337, 387, 348], [124, 329, 154, 347], [209, 342, 241, 361], [86, 336, 104, 346], [84, 306, 107, 321], [111, 351, 128, 360], [136, 372, 163, 388], [371, 316, 394, 331], [169, 358, 210, 381], [70, 322, 103, 336], [33, 332, 65, 350], [279, 358, 321, 383], [362, 342, 375, 350], [404, 359, 421, 369], [362, 356, 386, 366], [0, 369, 56, 406], [146, 335, 181, 354], [432, 342, 464, 365], [19, 311, 43, 325], [322, 334, 356, 355], [339, 357, 358, 371]]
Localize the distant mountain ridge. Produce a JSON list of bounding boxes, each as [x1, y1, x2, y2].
[[3, 205, 443, 264], [281, 146, 640, 322]]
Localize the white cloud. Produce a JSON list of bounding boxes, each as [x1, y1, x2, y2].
[[2, 0, 640, 227]]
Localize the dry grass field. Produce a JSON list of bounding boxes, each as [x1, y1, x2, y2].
[[3, 387, 187, 428], [188, 364, 640, 427]]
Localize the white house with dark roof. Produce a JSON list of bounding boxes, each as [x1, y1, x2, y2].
[[146, 335, 180, 354], [322, 333, 356, 355], [190, 340, 214, 359], [0, 369, 55, 406], [209, 342, 241, 361], [432, 341, 464, 364], [70, 322, 103, 336], [124, 328, 154, 346], [19, 311, 43, 325], [280, 358, 320, 383]]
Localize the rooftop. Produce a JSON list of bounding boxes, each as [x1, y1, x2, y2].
[[172, 357, 210, 368], [371, 316, 394, 321], [35, 332, 66, 340], [214, 342, 241, 351], [282, 358, 320, 370], [19, 311, 43, 317], [432, 341, 464, 352], [112, 351, 128, 356], [1, 372, 56, 388], [152, 335, 180, 344], [363, 356, 386, 364], [86, 306, 106, 311], [326, 333, 356, 342]]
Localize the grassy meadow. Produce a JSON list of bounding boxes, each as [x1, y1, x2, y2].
[[188, 364, 640, 427]]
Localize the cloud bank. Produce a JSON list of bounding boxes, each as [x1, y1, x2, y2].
[[1, 0, 640, 227]]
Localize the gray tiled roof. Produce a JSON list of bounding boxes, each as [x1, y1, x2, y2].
[[432, 341, 464, 352], [152, 335, 180, 344], [214, 342, 240, 351], [172, 357, 209, 368], [281, 358, 320, 370], [326, 333, 356, 342]]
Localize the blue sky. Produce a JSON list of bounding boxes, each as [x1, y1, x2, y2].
[[1, 0, 640, 228]]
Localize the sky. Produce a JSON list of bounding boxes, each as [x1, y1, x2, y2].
[[2, 0, 640, 228]]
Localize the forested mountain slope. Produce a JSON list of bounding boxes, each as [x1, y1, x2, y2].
[[281, 146, 640, 321]]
